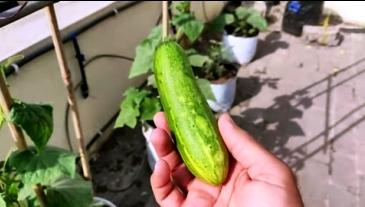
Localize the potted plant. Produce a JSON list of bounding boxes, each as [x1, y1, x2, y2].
[[116, 1, 215, 169], [187, 39, 239, 112], [0, 57, 115, 207], [216, 6, 268, 64]]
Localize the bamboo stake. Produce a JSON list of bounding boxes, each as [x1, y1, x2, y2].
[[33, 184, 47, 207], [44, 4, 91, 180], [0, 75, 26, 150], [0, 64, 47, 206], [162, 1, 169, 40]]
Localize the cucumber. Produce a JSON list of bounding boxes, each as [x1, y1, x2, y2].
[[154, 41, 229, 185]]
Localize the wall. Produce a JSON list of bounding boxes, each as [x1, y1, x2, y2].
[[0, 1, 160, 158]]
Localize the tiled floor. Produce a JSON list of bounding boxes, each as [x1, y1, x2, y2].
[[231, 28, 365, 207]]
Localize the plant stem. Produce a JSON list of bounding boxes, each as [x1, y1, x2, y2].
[[34, 184, 47, 207], [44, 4, 92, 180], [162, 1, 169, 40], [0, 72, 27, 150], [0, 51, 48, 207]]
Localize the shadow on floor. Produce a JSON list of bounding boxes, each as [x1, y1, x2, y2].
[[233, 57, 365, 172], [254, 31, 290, 60]]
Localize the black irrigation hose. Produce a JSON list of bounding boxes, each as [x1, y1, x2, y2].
[[64, 54, 134, 152]]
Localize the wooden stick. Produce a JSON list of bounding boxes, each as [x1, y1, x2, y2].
[[0, 74, 27, 150], [0, 60, 47, 206], [44, 4, 91, 180], [33, 184, 47, 207], [162, 1, 169, 40]]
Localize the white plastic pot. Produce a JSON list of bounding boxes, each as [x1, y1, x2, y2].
[[207, 77, 237, 112], [223, 34, 258, 64], [141, 122, 158, 170], [93, 197, 117, 207]]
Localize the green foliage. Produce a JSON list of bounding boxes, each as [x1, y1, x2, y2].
[[0, 55, 24, 88], [207, 13, 234, 34], [115, 87, 161, 129], [0, 158, 34, 207], [188, 40, 238, 81], [128, 26, 162, 78], [196, 79, 215, 101], [45, 176, 93, 207], [8, 101, 53, 152], [0, 165, 23, 207], [8, 146, 76, 185], [220, 6, 268, 37], [171, 1, 204, 43]]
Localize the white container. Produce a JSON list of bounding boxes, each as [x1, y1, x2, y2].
[[141, 122, 158, 170], [207, 77, 237, 112], [223, 34, 258, 64], [93, 197, 117, 207]]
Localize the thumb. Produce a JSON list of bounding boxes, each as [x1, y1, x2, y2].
[[218, 113, 280, 169]]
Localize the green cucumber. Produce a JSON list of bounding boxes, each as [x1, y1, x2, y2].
[[154, 40, 229, 185]]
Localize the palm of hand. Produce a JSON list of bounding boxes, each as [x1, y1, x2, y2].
[[150, 112, 303, 207]]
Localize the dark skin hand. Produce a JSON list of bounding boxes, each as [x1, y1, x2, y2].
[[150, 112, 304, 207]]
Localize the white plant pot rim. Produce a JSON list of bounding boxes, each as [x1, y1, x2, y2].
[[223, 31, 259, 39], [93, 196, 117, 207]]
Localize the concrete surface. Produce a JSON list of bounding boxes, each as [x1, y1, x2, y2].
[[230, 26, 365, 207]]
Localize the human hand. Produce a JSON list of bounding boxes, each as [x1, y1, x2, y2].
[[150, 112, 303, 207]]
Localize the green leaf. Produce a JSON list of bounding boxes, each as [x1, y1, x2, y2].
[[8, 102, 53, 151], [196, 79, 215, 101], [141, 97, 161, 121], [235, 7, 251, 20], [45, 176, 93, 207], [208, 14, 235, 34], [181, 19, 204, 42], [147, 75, 157, 88], [185, 48, 198, 56], [114, 88, 150, 128], [0, 196, 5, 207], [8, 146, 76, 185], [188, 54, 211, 68], [247, 13, 268, 30], [129, 26, 162, 78], [172, 13, 204, 42], [171, 1, 190, 16]]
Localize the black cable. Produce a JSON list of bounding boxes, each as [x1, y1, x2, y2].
[[64, 54, 134, 152]]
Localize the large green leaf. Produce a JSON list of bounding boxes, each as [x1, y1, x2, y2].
[[197, 79, 215, 101], [45, 176, 92, 207], [129, 26, 162, 78], [114, 88, 150, 128], [8, 146, 76, 185], [8, 102, 53, 151], [188, 54, 211, 67], [181, 19, 204, 42], [235, 7, 252, 20], [172, 13, 204, 42], [247, 13, 268, 30], [208, 13, 235, 34], [141, 97, 161, 121]]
